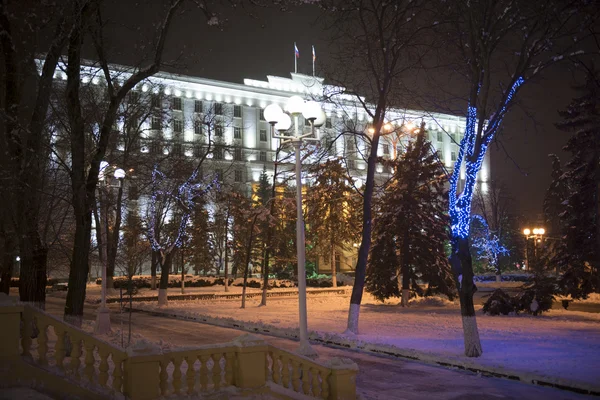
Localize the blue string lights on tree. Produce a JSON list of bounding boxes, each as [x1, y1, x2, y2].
[[449, 77, 524, 239], [470, 215, 509, 271], [147, 164, 219, 256]]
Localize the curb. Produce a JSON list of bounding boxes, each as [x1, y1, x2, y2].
[[128, 306, 600, 397]]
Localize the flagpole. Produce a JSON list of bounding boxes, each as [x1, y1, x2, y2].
[[312, 45, 315, 76], [294, 42, 298, 74]]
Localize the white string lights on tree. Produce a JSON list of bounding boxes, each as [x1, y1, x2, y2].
[[147, 164, 219, 255]]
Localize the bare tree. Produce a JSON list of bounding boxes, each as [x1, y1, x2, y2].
[[431, 0, 598, 356], [320, 0, 437, 334]]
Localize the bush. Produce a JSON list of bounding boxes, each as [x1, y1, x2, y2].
[[482, 289, 515, 316], [514, 275, 557, 316], [482, 276, 558, 316], [11, 278, 60, 288]]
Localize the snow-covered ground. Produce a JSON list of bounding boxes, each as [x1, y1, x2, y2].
[[133, 292, 600, 392]]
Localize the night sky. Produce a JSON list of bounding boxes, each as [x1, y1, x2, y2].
[[104, 1, 583, 221]]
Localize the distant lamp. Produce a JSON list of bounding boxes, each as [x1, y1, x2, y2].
[[523, 228, 531, 236], [113, 168, 126, 180]]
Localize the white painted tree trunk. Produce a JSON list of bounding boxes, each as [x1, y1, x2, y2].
[[461, 315, 483, 357], [345, 303, 360, 334], [158, 288, 168, 306], [402, 289, 410, 307], [495, 274, 501, 283]]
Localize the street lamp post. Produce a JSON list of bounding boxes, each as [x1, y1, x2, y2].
[[522, 227, 545, 271], [264, 97, 325, 359], [95, 162, 126, 334]]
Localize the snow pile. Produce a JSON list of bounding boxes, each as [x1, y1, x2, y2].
[[408, 295, 456, 307]]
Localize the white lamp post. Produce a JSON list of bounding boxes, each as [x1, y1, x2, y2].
[[265, 96, 324, 359], [95, 162, 126, 334]]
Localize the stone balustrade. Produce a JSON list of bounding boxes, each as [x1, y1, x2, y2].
[[0, 298, 358, 400]]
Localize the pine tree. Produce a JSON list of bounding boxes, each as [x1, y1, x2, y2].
[[554, 69, 600, 298], [543, 154, 570, 274], [189, 197, 213, 276], [366, 130, 454, 304], [306, 159, 360, 287]]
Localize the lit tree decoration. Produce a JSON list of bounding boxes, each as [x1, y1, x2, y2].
[[448, 78, 524, 240], [470, 215, 510, 274], [147, 164, 219, 261]]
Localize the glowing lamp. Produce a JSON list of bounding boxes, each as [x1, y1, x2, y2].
[[523, 229, 531, 235], [264, 104, 283, 124], [538, 228, 545, 235], [275, 113, 292, 132], [114, 168, 126, 180], [313, 110, 327, 128], [302, 101, 321, 121], [285, 95, 304, 115]]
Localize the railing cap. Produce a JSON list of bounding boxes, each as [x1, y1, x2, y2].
[[233, 333, 267, 347], [126, 339, 163, 356], [326, 357, 359, 371]]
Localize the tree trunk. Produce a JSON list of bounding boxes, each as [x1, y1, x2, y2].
[[451, 236, 482, 357], [224, 250, 229, 292], [347, 130, 380, 334], [260, 246, 270, 305], [0, 233, 15, 295], [158, 251, 173, 306], [151, 251, 157, 290], [19, 232, 48, 308], [241, 215, 258, 309], [331, 249, 337, 288], [181, 261, 185, 294], [64, 207, 93, 326]]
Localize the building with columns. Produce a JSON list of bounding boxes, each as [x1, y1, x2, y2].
[[49, 62, 490, 277]]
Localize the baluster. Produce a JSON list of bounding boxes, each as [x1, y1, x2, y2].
[[301, 363, 311, 395], [272, 352, 281, 384], [186, 355, 197, 394], [265, 352, 270, 382], [199, 354, 209, 391], [212, 353, 222, 390], [159, 359, 169, 395], [112, 354, 123, 393], [98, 348, 109, 387], [291, 360, 301, 392], [37, 321, 49, 366], [320, 370, 330, 400], [225, 352, 235, 386], [172, 356, 183, 394], [21, 310, 33, 358], [71, 338, 82, 379], [311, 367, 321, 397], [83, 343, 95, 382], [54, 326, 66, 370], [281, 355, 290, 388]]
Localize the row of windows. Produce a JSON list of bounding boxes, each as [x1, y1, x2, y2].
[[136, 142, 271, 162], [153, 96, 336, 128], [436, 131, 462, 143]]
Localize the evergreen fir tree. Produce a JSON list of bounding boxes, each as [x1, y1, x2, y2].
[[306, 159, 361, 286], [189, 197, 214, 275], [543, 154, 570, 274], [366, 130, 454, 304], [555, 69, 600, 298]]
